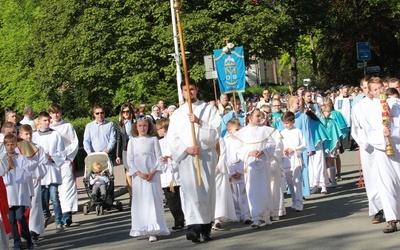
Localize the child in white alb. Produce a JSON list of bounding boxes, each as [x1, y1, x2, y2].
[[224, 119, 251, 224], [212, 137, 236, 230], [2, 134, 35, 250], [235, 109, 277, 228], [281, 111, 307, 211]]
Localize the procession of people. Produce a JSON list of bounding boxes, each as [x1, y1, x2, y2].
[[1, 76, 400, 249]]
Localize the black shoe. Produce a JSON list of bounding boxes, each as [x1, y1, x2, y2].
[[202, 232, 212, 241], [372, 210, 385, 224], [172, 225, 184, 231], [383, 221, 398, 233], [65, 218, 73, 227], [186, 231, 200, 243], [31, 231, 39, 241]]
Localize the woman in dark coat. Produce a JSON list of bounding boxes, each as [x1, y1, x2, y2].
[[115, 103, 135, 206]]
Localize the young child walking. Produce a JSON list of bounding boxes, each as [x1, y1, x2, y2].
[[320, 105, 346, 188], [2, 134, 35, 250], [127, 117, 170, 242], [213, 136, 237, 230], [89, 162, 109, 202], [234, 108, 277, 228], [19, 124, 48, 241], [281, 111, 306, 211], [156, 118, 185, 231], [223, 119, 251, 224]]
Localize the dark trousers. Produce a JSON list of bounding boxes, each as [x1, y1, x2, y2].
[[9, 206, 32, 249], [187, 223, 212, 235], [163, 186, 185, 227]]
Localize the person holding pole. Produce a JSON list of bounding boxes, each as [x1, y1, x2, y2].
[[167, 78, 220, 243]]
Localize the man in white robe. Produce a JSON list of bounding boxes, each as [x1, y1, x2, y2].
[[32, 112, 66, 233], [49, 104, 79, 227], [351, 77, 383, 223], [167, 79, 220, 242], [362, 77, 400, 233]]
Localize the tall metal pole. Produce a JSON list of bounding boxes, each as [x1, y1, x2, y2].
[[170, 0, 183, 104], [174, 0, 202, 186]]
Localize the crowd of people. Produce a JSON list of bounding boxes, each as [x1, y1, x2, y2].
[[1, 76, 400, 249]]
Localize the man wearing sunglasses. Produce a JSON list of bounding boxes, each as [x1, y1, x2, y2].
[[83, 105, 116, 156]]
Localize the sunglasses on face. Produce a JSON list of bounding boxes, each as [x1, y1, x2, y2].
[[122, 110, 130, 114], [95, 112, 104, 115]]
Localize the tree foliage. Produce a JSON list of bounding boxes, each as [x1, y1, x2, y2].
[[0, 0, 399, 119]]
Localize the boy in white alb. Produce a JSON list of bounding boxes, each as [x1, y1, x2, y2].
[[2, 134, 35, 250], [224, 119, 251, 224], [281, 111, 307, 211], [19, 124, 48, 241], [156, 118, 185, 231], [32, 112, 66, 232]]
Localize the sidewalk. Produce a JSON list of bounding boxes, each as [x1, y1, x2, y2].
[[75, 163, 128, 211]]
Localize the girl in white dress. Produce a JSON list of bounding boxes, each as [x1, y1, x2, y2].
[[127, 117, 170, 242], [234, 109, 276, 228]]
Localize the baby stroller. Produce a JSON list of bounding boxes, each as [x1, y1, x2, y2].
[[82, 152, 123, 215]]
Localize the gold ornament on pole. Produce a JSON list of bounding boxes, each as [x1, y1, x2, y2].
[[380, 93, 395, 155], [174, 0, 202, 186]]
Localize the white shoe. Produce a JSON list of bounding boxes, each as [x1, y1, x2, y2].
[[264, 217, 273, 225], [271, 216, 280, 221], [251, 220, 261, 228], [149, 235, 157, 242], [55, 223, 64, 233], [294, 206, 303, 212], [310, 186, 318, 194], [321, 186, 328, 194]]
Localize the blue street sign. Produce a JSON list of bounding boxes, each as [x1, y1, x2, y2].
[[356, 42, 371, 61]]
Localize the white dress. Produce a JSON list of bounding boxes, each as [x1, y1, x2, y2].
[[235, 125, 276, 221], [50, 120, 79, 213], [214, 138, 236, 221], [127, 136, 170, 237]]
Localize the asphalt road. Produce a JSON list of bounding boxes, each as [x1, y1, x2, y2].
[[9, 150, 400, 249]]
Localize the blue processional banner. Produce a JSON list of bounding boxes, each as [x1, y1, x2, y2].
[[213, 46, 246, 94]]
